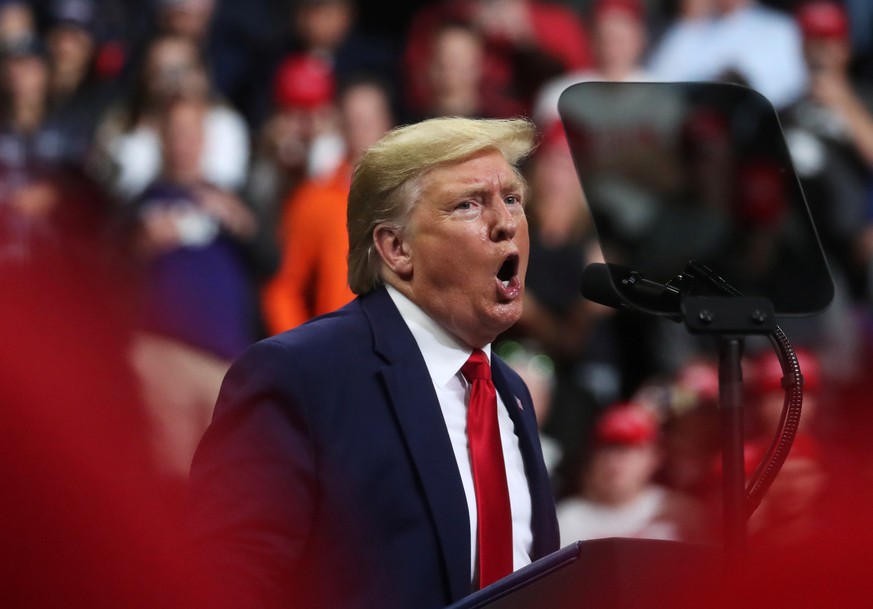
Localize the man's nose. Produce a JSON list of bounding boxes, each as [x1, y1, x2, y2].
[[489, 201, 518, 242]]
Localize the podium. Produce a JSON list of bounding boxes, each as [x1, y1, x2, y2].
[[447, 538, 723, 609]]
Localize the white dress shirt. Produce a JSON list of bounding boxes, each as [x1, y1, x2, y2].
[[386, 285, 533, 583]]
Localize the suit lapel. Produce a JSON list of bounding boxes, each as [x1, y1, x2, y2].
[[362, 289, 472, 602]]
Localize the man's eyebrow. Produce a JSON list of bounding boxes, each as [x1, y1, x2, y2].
[[456, 178, 525, 198]]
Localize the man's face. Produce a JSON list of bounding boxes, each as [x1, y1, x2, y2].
[[804, 37, 850, 73], [402, 149, 529, 348], [586, 443, 659, 505], [3, 54, 48, 101], [47, 25, 94, 72]]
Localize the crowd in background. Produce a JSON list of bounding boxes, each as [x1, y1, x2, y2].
[[4, 0, 873, 603]]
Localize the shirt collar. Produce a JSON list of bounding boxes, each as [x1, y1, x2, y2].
[[386, 284, 491, 388]]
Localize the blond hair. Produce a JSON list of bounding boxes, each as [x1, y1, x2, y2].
[[347, 116, 537, 294]]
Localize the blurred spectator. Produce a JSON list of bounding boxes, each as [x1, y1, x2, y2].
[[128, 94, 266, 361], [410, 19, 487, 120], [0, 32, 63, 153], [207, 0, 299, 123], [150, 0, 263, 115], [155, 0, 215, 44], [43, 0, 122, 163], [781, 0, 873, 302], [46, 0, 100, 99], [121, 0, 274, 128], [656, 357, 722, 497], [0, 31, 98, 263], [90, 32, 250, 200], [283, 0, 393, 74], [246, 53, 342, 228], [402, 0, 593, 120], [532, 0, 652, 128], [260, 74, 394, 334], [122, 95, 271, 476], [38, 0, 151, 91], [642, 0, 715, 82], [246, 0, 399, 131], [0, 34, 51, 156], [647, 0, 808, 110], [557, 400, 709, 545], [0, 0, 35, 45]]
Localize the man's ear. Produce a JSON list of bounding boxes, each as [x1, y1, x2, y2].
[[373, 224, 413, 280]]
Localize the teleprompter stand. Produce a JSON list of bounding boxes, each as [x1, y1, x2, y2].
[[682, 293, 776, 582]]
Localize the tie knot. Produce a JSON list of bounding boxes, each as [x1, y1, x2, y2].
[[461, 350, 491, 381]]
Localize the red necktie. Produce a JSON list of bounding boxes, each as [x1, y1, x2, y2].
[[462, 349, 513, 588]]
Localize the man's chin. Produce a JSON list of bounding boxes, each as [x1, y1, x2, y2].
[[483, 302, 524, 336]]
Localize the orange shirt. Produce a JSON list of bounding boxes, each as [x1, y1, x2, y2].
[[261, 161, 355, 334]]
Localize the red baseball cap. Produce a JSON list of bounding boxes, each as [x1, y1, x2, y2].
[[595, 401, 658, 446], [796, 1, 850, 40], [273, 53, 335, 110]]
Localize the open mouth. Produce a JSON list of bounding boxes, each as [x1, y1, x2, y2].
[[497, 254, 520, 288]]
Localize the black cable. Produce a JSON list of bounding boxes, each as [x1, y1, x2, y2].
[[744, 328, 803, 516]]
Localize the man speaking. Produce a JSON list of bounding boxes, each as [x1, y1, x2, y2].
[[188, 117, 560, 609]]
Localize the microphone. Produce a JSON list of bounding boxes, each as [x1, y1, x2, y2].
[[580, 263, 683, 319]]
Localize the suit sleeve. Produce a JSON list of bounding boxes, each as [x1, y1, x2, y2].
[[188, 339, 316, 609]]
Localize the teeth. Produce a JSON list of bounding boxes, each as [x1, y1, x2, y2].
[[502, 280, 510, 288]]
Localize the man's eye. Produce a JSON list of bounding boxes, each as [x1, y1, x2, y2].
[[505, 195, 525, 212], [456, 201, 474, 210]]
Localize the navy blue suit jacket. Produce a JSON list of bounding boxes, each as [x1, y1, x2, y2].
[[189, 286, 560, 609]]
